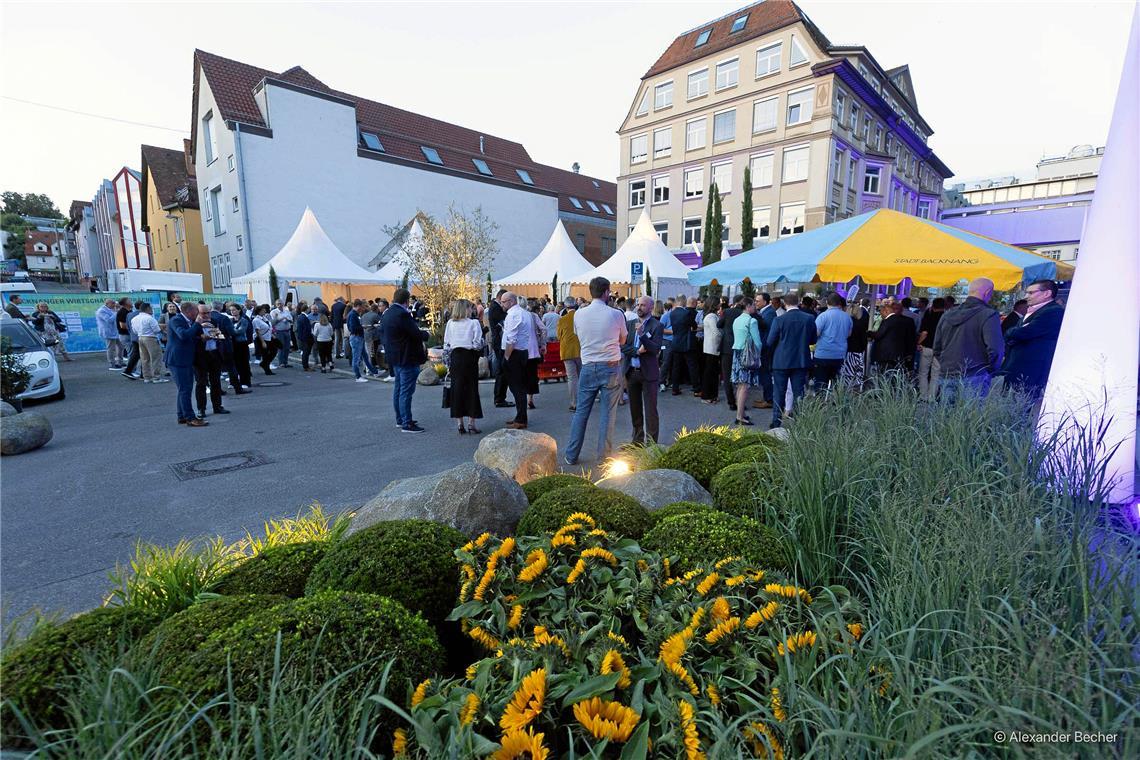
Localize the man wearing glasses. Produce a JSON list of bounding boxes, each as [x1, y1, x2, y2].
[[999, 279, 1064, 398]]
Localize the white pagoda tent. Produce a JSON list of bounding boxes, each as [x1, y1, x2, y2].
[[231, 207, 391, 303], [573, 209, 696, 297], [497, 220, 593, 297], [369, 214, 426, 285]]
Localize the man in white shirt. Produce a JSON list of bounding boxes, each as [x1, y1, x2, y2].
[[500, 291, 535, 429], [564, 277, 628, 465], [130, 302, 167, 383]]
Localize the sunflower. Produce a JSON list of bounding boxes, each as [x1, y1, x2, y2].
[[600, 649, 632, 688], [500, 668, 546, 732], [572, 697, 641, 742], [518, 549, 549, 582], [695, 572, 720, 596], [711, 596, 731, 622], [462, 532, 493, 552], [392, 728, 408, 756], [566, 558, 588, 584], [706, 682, 721, 706], [474, 567, 496, 601], [724, 574, 747, 587], [532, 626, 572, 657], [776, 630, 817, 656], [550, 530, 576, 549], [565, 512, 596, 528], [678, 700, 706, 760], [580, 547, 618, 565], [688, 605, 707, 631], [606, 630, 629, 648], [846, 622, 865, 640], [745, 601, 781, 629], [588, 528, 608, 538], [460, 692, 481, 725], [508, 604, 524, 629], [714, 556, 742, 569], [466, 663, 479, 681], [411, 679, 431, 708], [704, 616, 740, 644], [744, 722, 784, 760], [770, 687, 786, 722], [467, 624, 501, 651], [491, 727, 549, 760], [763, 583, 812, 604]]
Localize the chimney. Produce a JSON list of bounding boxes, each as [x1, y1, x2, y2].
[[479, 135, 485, 154], [572, 162, 580, 174]]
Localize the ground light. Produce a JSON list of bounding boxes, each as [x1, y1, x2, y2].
[[599, 457, 632, 480]]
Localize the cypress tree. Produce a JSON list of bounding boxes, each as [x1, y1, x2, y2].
[[741, 165, 755, 252], [709, 190, 723, 264], [268, 265, 280, 303], [552, 273, 559, 303], [645, 268, 652, 298], [702, 184, 716, 264]]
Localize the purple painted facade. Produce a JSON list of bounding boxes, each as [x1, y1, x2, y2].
[[939, 194, 1091, 249]]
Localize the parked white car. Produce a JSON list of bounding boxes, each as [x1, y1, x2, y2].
[[1, 312, 64, 401]]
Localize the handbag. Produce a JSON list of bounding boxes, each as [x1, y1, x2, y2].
[[441, 379, 452, 409], [740, 332, 761, 370]]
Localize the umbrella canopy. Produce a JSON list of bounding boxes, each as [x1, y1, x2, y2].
[[497, 220, 593, 286], [574, 209, 693, 283], [232, 207, 392, 287], [687, 208, 1076, 290]]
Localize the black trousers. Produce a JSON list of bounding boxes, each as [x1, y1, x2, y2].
[[195, 352, 224, 413], [626, 367, 659, 444], [671, 349, 700, 392], [258, 338, 278, 373], [701, 354, 721, 400], [232, 342, 252, 387], [721, 352, 735, 407], [493, 346, 508, 404], [760, 347, 775, 402], [219, 341, 241, 389], [317, 341, 333, 366], [299, 337, 315, 369], [506, 349, 529, 424], [124, 341, 141, 373]]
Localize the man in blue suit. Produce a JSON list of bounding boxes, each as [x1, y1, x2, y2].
[[755, 293, 778, 409], [381, 287, 430, 433], [621, 296, 664, 444], [164, 302, 207, 427], [999, 279, 1064, 398], [765, 296, 817, 428]]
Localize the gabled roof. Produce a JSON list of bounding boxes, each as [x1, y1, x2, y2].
[[191, 49, 614, 217], [643, 0, 831, 80], [141, 144, 198, 210], [884, 64, 919, 111], [537, 164, 617, 218]]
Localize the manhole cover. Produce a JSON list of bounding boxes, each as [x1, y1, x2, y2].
[[326, 375, 352, 380], [256, 381, 289, 387], [170, 450, 272, 481]]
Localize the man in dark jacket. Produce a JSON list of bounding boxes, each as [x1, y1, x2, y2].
[[718, 295, 745, 411], [621, 295, 664, 444], [999, 279, 1063, 397], [488, 289, 509, 407], [295, 304, 314, 371], [165, 302, 206, 426], [347, 299, 379, 380], [669, 297, 700, 396], [210, 301, 247, 393], [1002, 299, 1028, 334], [933, 278, 1005, 401], [755, 293, 778, 408], [381, 288, 430, 433], [869, 297, 918, 374], [766, 297, 817, 428], [330, 296, 347, 358]]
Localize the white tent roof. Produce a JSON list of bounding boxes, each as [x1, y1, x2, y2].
[[573, 209, 693, 283], [232, 207, 392, 286], [372, 217, 425, 284], [497, 220, 594, 286]]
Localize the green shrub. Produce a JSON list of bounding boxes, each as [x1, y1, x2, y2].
[[0, 606, 162, 743], [654, 442, 728, 488], [733, 430, 784, 449], [517, 485, 651, 538], [305, 520, 465, 622], [169, 592, 442, 709], [130, 594, 288, 677], [672, 430, 734, 454], [641, 510, 788, 572], [521, 473, 592, 504], [212, 542, 327, 598], [725, 443, 775, 465], [650, 500, 716, 526], [710, 461, 776, 517], [105, 538, 236, 619]]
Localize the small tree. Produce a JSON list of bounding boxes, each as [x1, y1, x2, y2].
[[740, 276, 756, 300], [741, 165, 755, 253], [400, 271, 409, 291], [702, 185, 716, 265], [268, 265, 280, 303], [645, 267, 653, 298], [486, 272, 493, 303], [552, 273, 559, 303], [1, 337, 32, 404]]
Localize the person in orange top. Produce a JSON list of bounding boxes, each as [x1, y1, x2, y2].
[[556, 297, 581, 411]]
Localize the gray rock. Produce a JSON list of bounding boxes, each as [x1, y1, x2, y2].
[[0, 401, 17, 417], [596, 468, 712, 512], [1, 412, 53, 455], [417, 366, 442, 386], [349, 462, 527, 537], [478, 356, 490, 379], [474, 428, 558, 484], [764, 427, 790, 442]]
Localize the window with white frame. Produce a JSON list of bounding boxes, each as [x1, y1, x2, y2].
[[227, 155, 235, 171], [569, 196, 583, 209], [834, 89, 845, 122], [715, 58, 739, 90], [653, 127, 672, 158], [711, 161, 732, 193], [653, 222, 668, 246], [755, 206, 772, 241], [720, 214, 730, 242], [685, 118, 706, 150], [713, 109, 735, 144], [635, 90, 649, 117], [586, 200, 600, 212], [917, 199, 931, 219], [863, 166, 881, 194], [730, 14, 748, 33], [789, 35, 809, 67], [630, 134, 648, 164], [874, 124, 883, 150], [202, 111, 217, 164], [694, 29, 711, 47], [862, 115, 871, 142], [849, 102, 859, 132], [684, 167, 704, 198], [858, 63, 870, 82], [602, 203, 613, 214], [782, 145, 810, 183], [779, 203, 806, 236], [652, 175, 670, 204], [786, 87, 813, 125], [1040, 248, 1062, 260], [832, 148, 844, 184], [231, 196, 239, 213], [848, 157, 858, 190], [236, 234, 244, 251], [683, 217, 702, 245], [749, 153, 774, 187], [209, 187, 224, 235], [654, 81, 673, 110], [753, 96, 778, 133], [629, 179, 646, 207], [687, 68, 708, 99], [203, 189, 212, 221], [755, 42, 781, 77]]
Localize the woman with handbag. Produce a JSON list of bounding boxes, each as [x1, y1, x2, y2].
[[730, 299, 763, 426], [251, 305, 278, 375], [443, 298, 485, 434], [31, 302, 71, 361]]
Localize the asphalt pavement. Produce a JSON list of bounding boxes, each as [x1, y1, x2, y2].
[[1, 354, 770, 623]]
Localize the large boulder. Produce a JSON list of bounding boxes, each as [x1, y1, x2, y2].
[[417, 366, 441, 386], [764, 427, 791, 442], [595, 468, 712, 512], [349, 462, 526, 538], [0, 401, 17, 417], [473, 428, 557, 485], [0, 412, 53, 455]]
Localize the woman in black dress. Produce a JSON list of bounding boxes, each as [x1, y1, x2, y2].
[[443, 298, 485, 434]]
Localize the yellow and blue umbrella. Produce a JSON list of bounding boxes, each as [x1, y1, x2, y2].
[[688, 208, 1075, 290]]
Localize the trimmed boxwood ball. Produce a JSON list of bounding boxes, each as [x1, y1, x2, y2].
[[672, 431, 735, 454], [735, 430, 785, 450], [130, 594, 288, 677], [654, 442, 728, 488], [726, 444, 777, 466], [212, 541, 328, 598], [169, 592, 443, 712], [711, 462, 769, 517], [522, 473, 593, 504], [641, 510, 788, 572], [517, 485, 652, 538], [305, 519, 465, 622], [651, 500, 716, 526], [0, 606, 162, 744]]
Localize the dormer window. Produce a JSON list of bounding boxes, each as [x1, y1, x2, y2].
[[730, 15, 748, 33], [592, 180, 600, 188], [694, 29, 711, 47], [472, 158, 493, 176], [516, 169, 534, 185], [586, 200, 600, 212], [602, 203, 614, 215], [569, 196, 583, 209], [421, 146, 443, 165], [359, 130, 384, 152]]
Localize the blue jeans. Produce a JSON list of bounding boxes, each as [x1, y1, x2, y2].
[[171, 365, 195, 422], [771, 368, 808, 428], [939, 374, 991, 404], [392, 363, 419, 427], [565, 362, 621, 463], [276, 331, 292, 367], [350, 335, 375, 377]]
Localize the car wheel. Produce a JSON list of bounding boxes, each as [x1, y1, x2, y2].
[[49, 380, 65, 401]]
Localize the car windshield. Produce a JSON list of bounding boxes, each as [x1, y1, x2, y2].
[[1, 320, 43, 351]]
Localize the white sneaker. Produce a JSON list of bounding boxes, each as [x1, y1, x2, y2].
[[142, 379, 152, 383], [382, 375, 395, 383], [270, 364, 279, 370], [355, 377, 369, 383], [155, 378, 170, 383]]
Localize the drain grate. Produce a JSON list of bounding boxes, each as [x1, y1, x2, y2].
[[256, 381, 289, 387], [170, 450, 272, 481]]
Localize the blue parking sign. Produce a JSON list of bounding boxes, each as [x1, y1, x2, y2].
[[630, 261, 644, 284]]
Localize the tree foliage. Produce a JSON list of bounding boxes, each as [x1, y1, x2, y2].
[[2, 192, 63, 219], [741, 165, 755, 253], [268, 265, 280, 303], [703, 184, 723, 268]]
